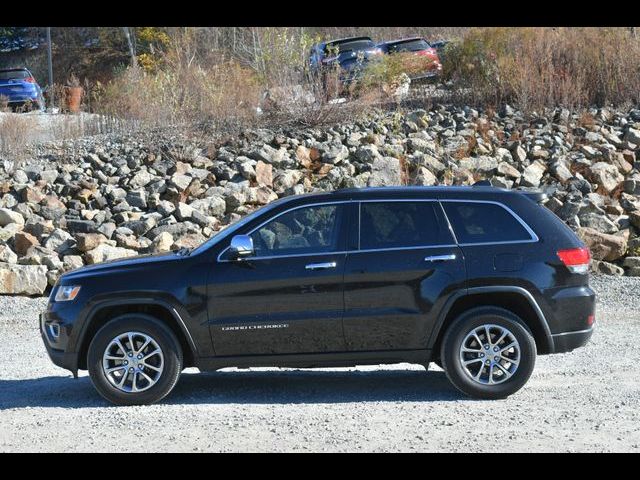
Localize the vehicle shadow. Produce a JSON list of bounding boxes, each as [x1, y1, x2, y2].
[[0, 368, 463, 409]]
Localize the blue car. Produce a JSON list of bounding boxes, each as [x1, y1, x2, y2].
[[309, 36, 383, 85], [0, 68, 45, 111]]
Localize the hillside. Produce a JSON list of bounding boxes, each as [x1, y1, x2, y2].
[[0, 103, 639, 295]]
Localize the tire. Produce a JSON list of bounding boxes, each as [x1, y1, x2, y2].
[[440, 307, 536, 400], [87, 314, 183, 406]]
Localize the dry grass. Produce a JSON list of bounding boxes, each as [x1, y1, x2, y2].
[[94, 59, 262, 133], [443, 27, 640, 110], [0, 114, 38, 169], [4, 26, 640, 166]]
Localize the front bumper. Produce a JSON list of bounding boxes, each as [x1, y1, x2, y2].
[[40, 312, 79, 375]]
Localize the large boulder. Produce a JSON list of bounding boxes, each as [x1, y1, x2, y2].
[[589, 162, 623, 193], [76, 233, 110, 252], [0, 245, 18, 264], [84, 244, 137, 264], [43, 228, 76, 254], [521, 161, 547, 187], [591, 260, 624, 275], [624, 127, 640, 145], [0, 208, 25, 227], [273, 170, 303, 192], [458, 156, 498, 173], [255, 161, 273, 188], [577, 227, 627, 261], [190, 196, 226, 218], [152, 232, 174, 253], [14, 231, 40, 256], [368, 157, 402, 187], [0, 263, 48, 295]]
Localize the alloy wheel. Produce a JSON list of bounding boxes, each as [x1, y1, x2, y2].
[[458, 324, 520, 385], [102, 331, 164, 393]]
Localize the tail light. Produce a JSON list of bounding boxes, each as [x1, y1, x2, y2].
[[557, 247, 591, 274], [24, 77, 36, 83], [417, 48, 437, 56]]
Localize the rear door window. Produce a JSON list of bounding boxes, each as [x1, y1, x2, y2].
[[442, 201, 535, 244], [359, 201, 453, 250]]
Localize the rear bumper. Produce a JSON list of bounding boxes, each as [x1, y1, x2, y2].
[[409, 71, 441, 83], [3, 90, 39, 101], [551, 327, 594, 353]]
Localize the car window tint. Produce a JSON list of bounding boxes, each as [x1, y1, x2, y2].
[[250, 205, 342, 257], [389, 39, 430, 53], [0, 70, 29, 80], [442, 202, 533, 244], [359, 202, 451, 250], [324, 39, 374, 55]]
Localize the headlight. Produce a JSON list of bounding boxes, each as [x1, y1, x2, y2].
[[55, 285, 81, 302]]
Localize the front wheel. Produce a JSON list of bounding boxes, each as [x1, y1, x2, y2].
[[440, 307, 536, 399], [87, 314, 183, 406]]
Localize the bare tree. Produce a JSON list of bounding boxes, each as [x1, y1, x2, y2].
[[122, 27, 138, 68]]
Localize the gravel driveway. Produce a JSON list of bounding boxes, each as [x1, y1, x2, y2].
[[1, 275, 639, 452]]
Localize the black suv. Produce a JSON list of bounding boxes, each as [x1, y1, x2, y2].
[[41, 186, 595, 405]]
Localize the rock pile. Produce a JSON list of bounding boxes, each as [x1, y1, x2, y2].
[[1, 104, 640, 294]]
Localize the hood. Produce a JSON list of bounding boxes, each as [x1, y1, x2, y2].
[[60, 250, 183, 282]]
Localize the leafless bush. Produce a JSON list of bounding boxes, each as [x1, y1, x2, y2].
[[94, 59, 262, 134], [0, 96, 9, 112], [0, 114, 38, 169]]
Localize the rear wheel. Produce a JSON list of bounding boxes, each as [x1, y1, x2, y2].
[[87, 314, 183, 406], [440, 307, 536, 399]]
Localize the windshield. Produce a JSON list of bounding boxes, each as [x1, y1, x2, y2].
[[0, 70, 29, 81], [324, 39, 375, 55], [388, 39, 430, 53], [190, 197, 291, 255]]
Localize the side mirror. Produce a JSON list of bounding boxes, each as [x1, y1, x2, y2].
[[229, 234, 254, 260]]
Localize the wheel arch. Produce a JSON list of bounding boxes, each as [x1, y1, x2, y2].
[[428, 286, 554, 356], [76, 298, 198, 370]]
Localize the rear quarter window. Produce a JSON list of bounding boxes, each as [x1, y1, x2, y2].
[[442, 201, 535, 244]]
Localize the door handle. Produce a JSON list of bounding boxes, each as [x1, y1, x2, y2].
[[424, 254, 457, 262], [305, 261, 337, 270]]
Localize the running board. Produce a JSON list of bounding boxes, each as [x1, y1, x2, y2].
[[195, 349, 432, 371]]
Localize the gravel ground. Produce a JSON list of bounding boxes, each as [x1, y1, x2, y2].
[[1, 275, 639, 452]]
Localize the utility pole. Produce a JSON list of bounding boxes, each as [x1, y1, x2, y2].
[[46, 27, 54, 111]]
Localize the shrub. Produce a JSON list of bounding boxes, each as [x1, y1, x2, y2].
[[442, 27, 640, 110], [95, 60, 262, 132]]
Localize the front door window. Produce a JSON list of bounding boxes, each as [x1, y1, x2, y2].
[[250, 204, 342, 257]]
